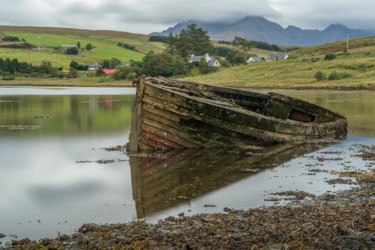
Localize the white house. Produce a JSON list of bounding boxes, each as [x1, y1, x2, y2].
[[267, 53, 288, 61], [86, 64, 101, 71], [58, 45, 77, 51], [247, 56, 264, 63], [189, 53, 221, 67]]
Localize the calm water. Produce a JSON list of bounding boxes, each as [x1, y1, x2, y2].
[[1, 87, 375, 245]]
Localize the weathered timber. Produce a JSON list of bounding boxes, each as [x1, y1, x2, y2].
[[127, 76, 347, 152]]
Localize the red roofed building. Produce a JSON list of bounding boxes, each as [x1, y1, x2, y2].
[[103, 69, 116, 74]]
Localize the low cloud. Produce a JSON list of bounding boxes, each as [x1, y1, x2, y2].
[[1, 0, 375, 34]]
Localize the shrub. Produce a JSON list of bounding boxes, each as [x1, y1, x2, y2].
[[328, 71, 338, 80], [2, 36, 20, 42], [149, 36, 168, 43], [314, 71, 325, 81], [198, 58, 218, 74], [2, 76, 15, 80], [117, 42, 136, 51], [67, 67, 78, 78], [66, 47, 78, 55], [111, 66, 132, 80], [328, 71, 351, 80], [86, 43, 93, 51], [325, 53, 336, 60], [95, 68, 105, 76]]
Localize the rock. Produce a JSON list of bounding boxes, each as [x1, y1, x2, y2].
[[358, 231, 375, 243], [79, 223, 102, 233], [340, 238, 365, 249], [204, 204, 216, 207], [0, 233, 5, 238], [202, 215, 215, 222], [267, 243, 284, 250], [178, 212, 184, 217], [223, 207, 233, 212], [192, 220, 203, 227], [284, 219, 300, 224], [231, 209, 244, 215]]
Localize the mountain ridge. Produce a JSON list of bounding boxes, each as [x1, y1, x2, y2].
[[150, 16, 375, 46]]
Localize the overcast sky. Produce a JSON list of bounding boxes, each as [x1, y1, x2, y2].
[[1, 0, 374, 34]]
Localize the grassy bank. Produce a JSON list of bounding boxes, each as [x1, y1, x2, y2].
[[182, 55, 375, 90]]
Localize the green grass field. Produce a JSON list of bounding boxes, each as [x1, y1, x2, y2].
[[0, 27, 167, 69]]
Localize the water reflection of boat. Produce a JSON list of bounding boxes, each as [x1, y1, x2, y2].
[[129, 76, 347, 152], [129, 142, 329, 219]]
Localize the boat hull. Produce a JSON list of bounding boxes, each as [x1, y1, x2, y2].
[[128, 77, 347, 152]]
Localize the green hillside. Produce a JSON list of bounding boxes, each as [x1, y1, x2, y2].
[[0, 26, 166, 69], [184, 36, 375, 90]]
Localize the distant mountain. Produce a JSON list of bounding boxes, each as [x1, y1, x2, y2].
[[150, 16, 375, 46]]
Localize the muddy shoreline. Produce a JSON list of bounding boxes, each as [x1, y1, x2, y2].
[[2, 169, 375, 249]]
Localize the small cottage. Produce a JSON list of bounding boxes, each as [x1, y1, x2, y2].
[[267, 53, 288, 61], [189, 53, 221, 67], [247, 56, 264, 63], [86, 64, 101, 71]]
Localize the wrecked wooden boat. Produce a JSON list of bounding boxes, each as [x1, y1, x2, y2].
[[128, 76, 347, 152]]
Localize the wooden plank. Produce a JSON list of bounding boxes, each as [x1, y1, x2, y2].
[[140, 129, 185, 149], [142, 114, 202, 148], [143, 84, 306, 135], [142, 94, 307, 143]]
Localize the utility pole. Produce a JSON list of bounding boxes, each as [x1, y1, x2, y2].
[[37, 36, 41, 51], [346, 32, 350, 53]]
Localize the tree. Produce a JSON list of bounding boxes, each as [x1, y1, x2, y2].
[[102, 60, 111, 69], [39, 60, 52, 74], [232, 36, 254, 61], [166, 33, 177, 56], [111, 66, 132, 80], [77, 41, 81, 49], [314, 71, 325, 81], [166, 24, 213, 59], [232, 53, 246, 65], [110, 58, 121, 68], [86, 43, 93, 51], [95, 67, 105, 76], [141, 51, 187, 77], [66, 47, 78, 55], [325, 53, 336, 60], [70, 60, 79, 69], [67, 67, 79, 78]]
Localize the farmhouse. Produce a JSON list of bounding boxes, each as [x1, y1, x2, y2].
[[86, 64, 101, 71], [247, 56, 264, 63], [267, 53, 288, 61], [189, 53, 221, 67]]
